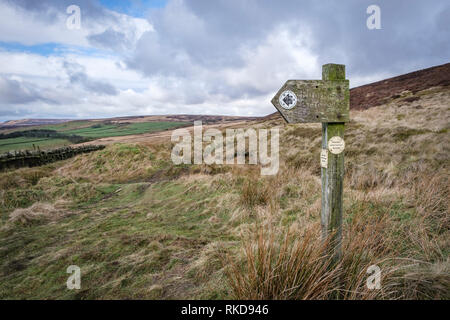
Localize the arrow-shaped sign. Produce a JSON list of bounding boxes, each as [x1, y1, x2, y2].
[[271, 64, 350, 265], [271, 79, 350, 123]]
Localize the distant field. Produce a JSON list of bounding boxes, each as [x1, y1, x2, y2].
[[0, 137, 70, 153], [41, 120, 94, 132], [0, 121, 188, 152], [64, 121, 187, 138]]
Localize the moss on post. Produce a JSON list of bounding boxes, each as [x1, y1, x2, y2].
[[321, 64, 347, 264], [322, 64, 346, 81]]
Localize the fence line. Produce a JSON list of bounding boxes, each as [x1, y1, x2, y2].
[[0, 145, 105, 171]]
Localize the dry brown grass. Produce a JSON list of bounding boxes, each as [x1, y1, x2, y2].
[[411, 174, 449, 232], [227, 230, 333, 299], [0, 166, 53, 190], [7, 201, 68, 226], [225, 219, 397, 300], [396, 259, 450, 299], [240, 178, 272, 208], [0, 86, 448, 299], [56, 143, 169, 183], [223, 87, 449, 300]]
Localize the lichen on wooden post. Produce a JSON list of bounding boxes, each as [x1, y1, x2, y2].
[[321, 63, 347, 263], [271, 63, 349, 266]]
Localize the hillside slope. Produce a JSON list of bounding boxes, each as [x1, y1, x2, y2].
[[0, 71, 448, 299], [350, 62, 450, 110]]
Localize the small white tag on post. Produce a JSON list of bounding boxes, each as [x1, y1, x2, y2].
[[320, 149, 328, 168]]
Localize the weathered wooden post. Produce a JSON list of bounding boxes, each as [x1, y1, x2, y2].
[[321, 64, 347, 262], [271, 63, 349, 262]]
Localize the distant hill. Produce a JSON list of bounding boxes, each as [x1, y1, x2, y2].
[[1, 119, 71, 129], [350, 62, 449, 110], [0, 114, 260, 130]]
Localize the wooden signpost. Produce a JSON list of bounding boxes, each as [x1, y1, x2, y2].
[[272, 64, 349, 262]]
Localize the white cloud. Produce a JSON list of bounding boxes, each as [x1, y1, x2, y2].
[[221, 26, 319, 94], [0, 2, 89, 47], [0, 0, 448, 121], [0, 1, 152, 50]]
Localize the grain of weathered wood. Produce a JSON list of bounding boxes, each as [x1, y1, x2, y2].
[[321, 63, 347, 264], [271, 79, 349, 123], [321, 123, 344, 258], [271, 63, 349, 267], [322, 63, 346, 81]]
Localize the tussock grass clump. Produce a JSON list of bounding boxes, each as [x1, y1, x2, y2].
[[411, 173, 449, 234], [7, 202, 67, 226], [188, 242, 229, 283], [225, 220, 396, 300], [1, 188, 50, 217], [240, 179, 272, 208], [0, 166, 53, 190], [226, 227, 334, 299], [58, 143, 163, 183], [396, 260, 450, 299]]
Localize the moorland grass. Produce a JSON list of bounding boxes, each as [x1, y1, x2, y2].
[[0, 87, 448, 299]]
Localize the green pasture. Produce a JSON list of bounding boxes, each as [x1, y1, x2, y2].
[[0, 121, 188, 152], [64, 122, 187, 139], [0, 137, 70, 153]]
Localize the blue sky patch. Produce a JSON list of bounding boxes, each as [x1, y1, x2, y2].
[[99, 0, 166, 17], [0, 42, 63, 56]]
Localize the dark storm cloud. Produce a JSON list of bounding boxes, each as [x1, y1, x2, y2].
[[6, 0, 142, 52], [0, 75, 56, 104], [6, 0, 111, 22], [130, 0, 449, 79], [7, 0, 449, 80], [87, 28, 132, 52], [1, 0, 448, 119], [0, 107, 29, 118], [64, 62, 118, 96]]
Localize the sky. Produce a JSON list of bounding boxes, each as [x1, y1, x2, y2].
[[0, 0, 448, 121]]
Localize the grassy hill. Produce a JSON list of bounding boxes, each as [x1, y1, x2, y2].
[[0, 137, 71, 153], [0, 115, 260, 153], [0, 121, 188, 153], [0, 81, 448, 298]]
